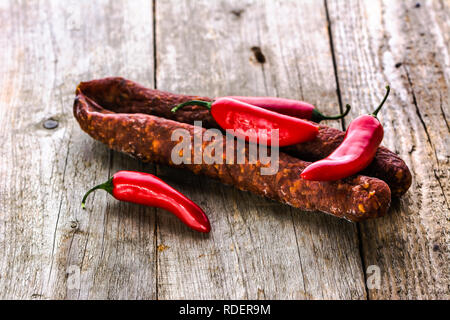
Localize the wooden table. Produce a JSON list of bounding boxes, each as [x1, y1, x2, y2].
[[0, 0, 448, 300]]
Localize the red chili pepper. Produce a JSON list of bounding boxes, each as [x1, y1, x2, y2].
[[171, 98, 319, 147], [81, 171, 211, 233], [301, 86, 390, 181], [225, 96, 351, 122]]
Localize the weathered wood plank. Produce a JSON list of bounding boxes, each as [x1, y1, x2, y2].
[[327, 0, 449, 299], [0, 0, 156, 299], [3, 0, 445, 300], [155, 0, 366, 299]]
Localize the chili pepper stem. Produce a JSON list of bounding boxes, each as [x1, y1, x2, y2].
[[171, 100, 212, 113], [312, 104, 351, 122], [372, 86, 390, 117], [81, 177, 114, 209]]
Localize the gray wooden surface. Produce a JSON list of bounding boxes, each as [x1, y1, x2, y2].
[[0, 0, 448, 300]]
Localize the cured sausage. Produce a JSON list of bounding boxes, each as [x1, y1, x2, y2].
[[74, 85, 391, 221], [76, 77, 411, 197], [284, 126, 412, 196]]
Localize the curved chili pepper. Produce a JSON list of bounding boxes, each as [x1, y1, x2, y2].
[[171, 98, 319, 147], [301, 86, 390, 181], [225, 96, 351, 122], [81, 171, 211, 233]]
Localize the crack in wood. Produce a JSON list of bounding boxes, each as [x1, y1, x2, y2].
[[404, 66, 448, 208], [324, 0, 369, 300]]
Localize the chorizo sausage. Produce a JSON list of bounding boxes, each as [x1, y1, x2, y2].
[[283, 127, 412, 197], [74, 85, 391, 221], [76, 77, 411, 197]]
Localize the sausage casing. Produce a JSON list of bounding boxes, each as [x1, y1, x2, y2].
[[76, 77, 411, 197], [74, 84, 391, 221]]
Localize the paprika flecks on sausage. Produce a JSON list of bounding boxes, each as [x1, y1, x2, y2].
[[81, 171, 211, 233], [171, 98, 319, 147], [75, 78, 412, 197], [74, 91, 392, 221], [225, 96, 351, 122], [301, 86, 390, 181]]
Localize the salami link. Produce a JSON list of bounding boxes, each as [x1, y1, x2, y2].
[[283, 126, 412, 196], [76, 77, 411, 197], [74, 84, 391, 221]]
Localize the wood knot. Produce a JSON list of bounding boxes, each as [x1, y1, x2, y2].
[[251, 46, 266, 64], [230, 9, 244, 17]]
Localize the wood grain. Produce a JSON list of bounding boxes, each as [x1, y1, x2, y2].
[[0, 0, 447, 300], [0, 0, 156, 299], [155, 0, 366, 300], [326, 0, 449, 299]]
